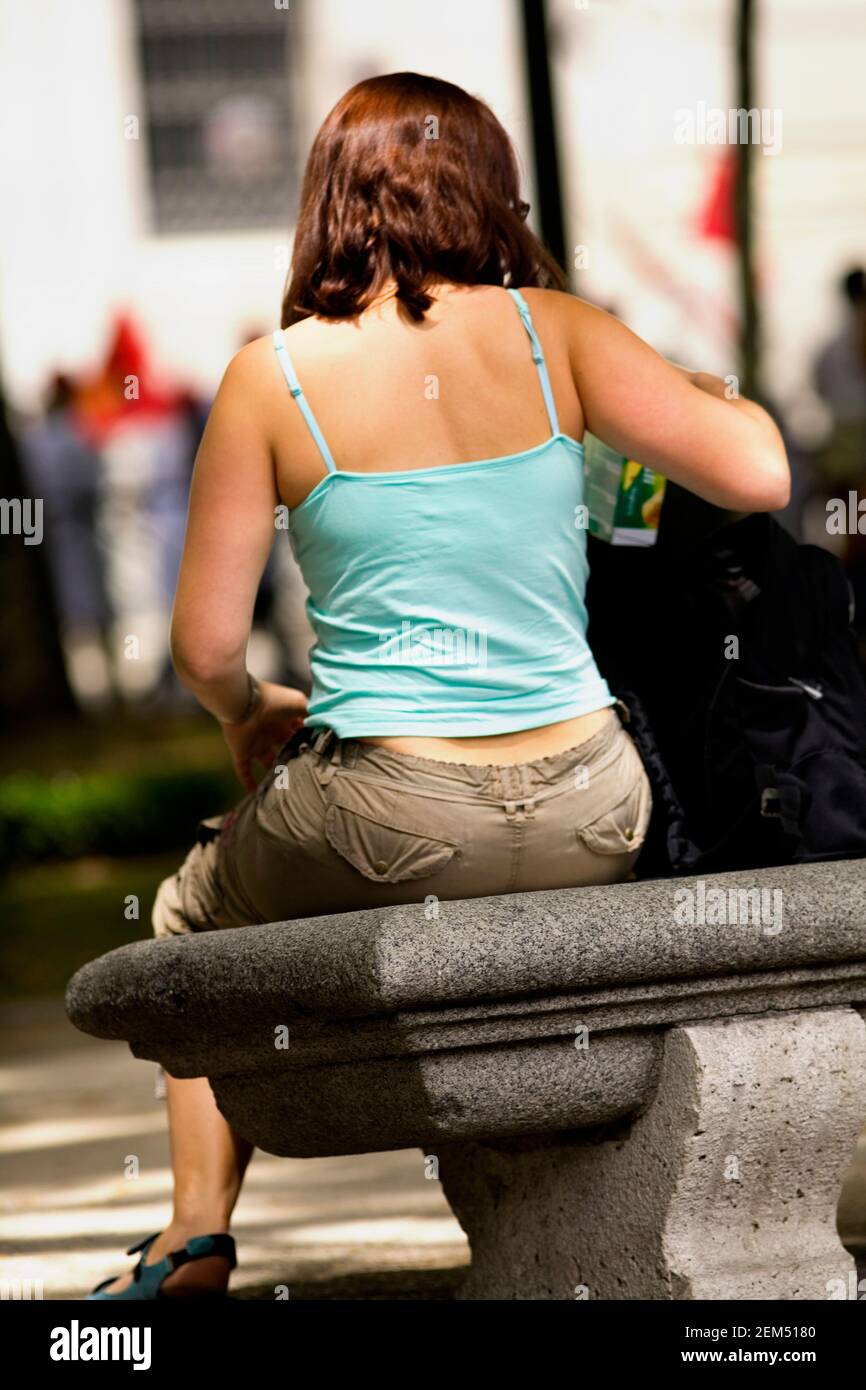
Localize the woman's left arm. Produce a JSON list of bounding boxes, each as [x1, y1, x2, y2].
[[171, 344, 307, 787]]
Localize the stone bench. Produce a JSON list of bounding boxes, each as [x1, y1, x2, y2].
[[66, 860, 866, 1300]]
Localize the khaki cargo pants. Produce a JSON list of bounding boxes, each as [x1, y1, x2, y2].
[[152, 705, 653, 939]]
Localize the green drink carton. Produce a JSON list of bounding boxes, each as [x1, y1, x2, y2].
[[583, 432, 667, 545]]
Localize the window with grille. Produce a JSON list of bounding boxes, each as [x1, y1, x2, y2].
[[132, 0, 299, 233]]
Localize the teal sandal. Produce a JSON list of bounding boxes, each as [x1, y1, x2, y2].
[[86, 1232, 236, 1301]]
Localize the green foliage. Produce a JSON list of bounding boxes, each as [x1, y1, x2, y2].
[[0, 768, 236, 869]]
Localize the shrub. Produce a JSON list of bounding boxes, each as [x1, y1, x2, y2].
[[0, 768, 237, 869]]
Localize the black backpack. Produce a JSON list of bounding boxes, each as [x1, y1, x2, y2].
[[585, 485, 866, 877]]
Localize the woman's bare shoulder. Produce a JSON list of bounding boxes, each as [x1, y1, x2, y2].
[[218, 319, 321, 399], [516, 288, 618, 366], [519, 286, 611, 325]]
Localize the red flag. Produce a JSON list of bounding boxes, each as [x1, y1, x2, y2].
[[72, 312, 185, 446], [696, 150, 738, 245]]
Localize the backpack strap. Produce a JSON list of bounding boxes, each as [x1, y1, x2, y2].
[[272, 329, 337, 474], [506, 288, 560, 437]]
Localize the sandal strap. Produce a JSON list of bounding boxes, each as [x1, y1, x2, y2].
[[89, 1276, 119, 1295], [126, 1233, 160, 1257], [88, 1232, 236, 1300], [168, 1234, 237, 1273]]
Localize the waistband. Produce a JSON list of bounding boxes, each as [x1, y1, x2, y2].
[[285, 704, 633, 809]]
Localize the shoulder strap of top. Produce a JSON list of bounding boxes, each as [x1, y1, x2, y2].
[[272, 329, 337, 474], [506, 289, 560, 437]]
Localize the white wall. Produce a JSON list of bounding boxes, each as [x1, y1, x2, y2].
[[0, 0, 527, 410], [550, 0, 866, 433], [761, 0, 866, 425], [2, 0, 864, 428]]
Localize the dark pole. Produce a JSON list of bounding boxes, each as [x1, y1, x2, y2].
[[519, 0, 570, 284], [0, 384, 78, 724], [735, 0, 760, 398]]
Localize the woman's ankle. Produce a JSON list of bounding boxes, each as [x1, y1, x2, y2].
[[164, 1212, 233, 1245]]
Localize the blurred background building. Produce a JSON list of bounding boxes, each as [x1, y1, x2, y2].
[[1, 0, 864, 411]]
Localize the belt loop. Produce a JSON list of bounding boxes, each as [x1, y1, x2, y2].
[[318, 760, 338, 785], [312, 729, 334, 756], [344, 739, 360, 769], [501, 765, 522, 820], [518, 763, 537, 818], [313, 729, 343, 785]]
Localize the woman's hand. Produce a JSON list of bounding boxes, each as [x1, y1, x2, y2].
[[220, 680, 308, 792]]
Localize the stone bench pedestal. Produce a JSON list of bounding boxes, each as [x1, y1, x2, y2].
[[438, 1010, 866, 1300], [66, 860, 866, 1300]]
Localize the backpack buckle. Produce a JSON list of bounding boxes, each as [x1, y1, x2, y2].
[[760, 787, 780, 818], [757, 770, 803, 836]]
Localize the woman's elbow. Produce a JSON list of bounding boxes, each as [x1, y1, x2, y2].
[[766, 471, 792, 512], [740, 458, 791, 513], [170, 629, 244, 688]]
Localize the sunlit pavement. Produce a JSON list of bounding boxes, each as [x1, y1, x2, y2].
[[0, 1001, 469, 1300]]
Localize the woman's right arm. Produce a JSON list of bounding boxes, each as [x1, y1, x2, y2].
[[562, 295, 790, 512]]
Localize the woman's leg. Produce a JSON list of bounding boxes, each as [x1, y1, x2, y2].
[[102, 1075, 253, 1296]]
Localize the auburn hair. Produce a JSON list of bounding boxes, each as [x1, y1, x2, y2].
[[282, 72, 568, 327]]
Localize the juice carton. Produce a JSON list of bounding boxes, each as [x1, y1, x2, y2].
[[583, 432, 667, 545]]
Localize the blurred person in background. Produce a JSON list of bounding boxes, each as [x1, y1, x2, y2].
[[79, 316, 198, 706], [85, 72, 790, 1301], [18, 374, 113, 712], [814, 266, 866, 485]]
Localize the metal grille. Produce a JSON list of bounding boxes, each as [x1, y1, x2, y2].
[[132, 0, 299, 233]]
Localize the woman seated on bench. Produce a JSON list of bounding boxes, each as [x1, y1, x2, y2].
[[88, 71, 789, 1299]]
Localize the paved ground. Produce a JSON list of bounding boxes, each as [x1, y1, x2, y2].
[[0, 1000, 469, 1300]]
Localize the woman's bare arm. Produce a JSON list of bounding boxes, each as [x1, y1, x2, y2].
[[171, 343, 308, 787], [170, 345, 279, 722], [561, 295, 790, 512]]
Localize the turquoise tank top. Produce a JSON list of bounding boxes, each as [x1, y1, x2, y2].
[[272, 289, 615, 736]]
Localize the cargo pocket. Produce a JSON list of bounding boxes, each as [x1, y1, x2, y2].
[[575, 769, 652, 856], [324, 775, 460, 884]]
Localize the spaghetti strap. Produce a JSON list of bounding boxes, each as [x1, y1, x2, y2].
[[506, 289, 560, 437], [272, 329, 338, 474]]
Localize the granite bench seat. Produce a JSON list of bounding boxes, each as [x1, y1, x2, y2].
[[66, 859, 866, 1300]]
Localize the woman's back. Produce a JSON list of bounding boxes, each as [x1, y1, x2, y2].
[[259, 286, 614, 741], [263, 284, 583, 509]]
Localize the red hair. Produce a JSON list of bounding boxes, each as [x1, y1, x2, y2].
[[282, 72, 567, 327]]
